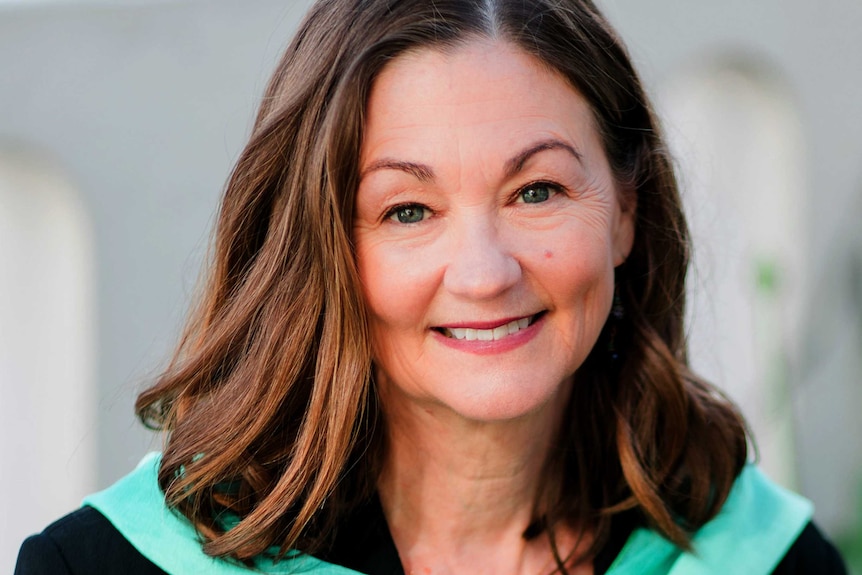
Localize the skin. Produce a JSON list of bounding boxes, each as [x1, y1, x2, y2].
[[353, 39, 635, 575]]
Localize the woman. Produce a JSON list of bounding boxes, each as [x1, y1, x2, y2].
[[16, 0, 847, 573]]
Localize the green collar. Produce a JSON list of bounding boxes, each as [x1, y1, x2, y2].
[[84, 453, 360, 574], [606, 465, 813, 575], [84, 453, 812, 575]]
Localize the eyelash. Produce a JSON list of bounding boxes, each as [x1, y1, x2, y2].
[[513, 180, 566, 204], [381, 180, 567, 224], [384, 203, 430, 225]]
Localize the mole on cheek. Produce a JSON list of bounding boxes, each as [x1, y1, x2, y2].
[[544, 250, 553, 259]]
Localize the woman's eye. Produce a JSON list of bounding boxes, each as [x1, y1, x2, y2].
[[517, 182, 557, 204], [387, 204, 427, 224]]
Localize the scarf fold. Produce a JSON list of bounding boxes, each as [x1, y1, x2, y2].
[[84, 453, 812, 575]]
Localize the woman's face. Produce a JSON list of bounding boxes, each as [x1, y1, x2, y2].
[[353, 40, 635, 423]]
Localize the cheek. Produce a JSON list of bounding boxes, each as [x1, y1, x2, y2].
[[356, 240, 435, 331], [551, 254, 610, 307], [535, 228, 616, 327], [539, 224, 614, 285]]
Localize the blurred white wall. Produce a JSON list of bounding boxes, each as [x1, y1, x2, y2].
[[0, 1, 314, 570], [596, 0, 862, 541], [0, 148, 96, 569], [661, 61, 807, 490], [0, 0, 860, 571]]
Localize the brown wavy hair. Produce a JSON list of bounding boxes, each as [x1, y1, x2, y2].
[[136, 0, 748, 568]]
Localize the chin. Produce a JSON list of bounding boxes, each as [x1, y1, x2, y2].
[[435, 374, 574, 424]]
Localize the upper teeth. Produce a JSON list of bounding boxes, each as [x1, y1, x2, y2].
[[443, 317, 531, 341]]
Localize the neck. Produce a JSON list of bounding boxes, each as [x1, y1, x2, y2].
[[376, 379, 590, 575]]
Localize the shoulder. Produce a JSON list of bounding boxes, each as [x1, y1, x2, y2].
[[15, 506, 167, 575], [606, 465, 848, 575], [64, 452, 365, 575], [714, 466, 846, 574], [773, 522, 847, 575], [684, 467, 847, 575]]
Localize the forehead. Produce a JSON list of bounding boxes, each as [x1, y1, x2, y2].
[[360, 39, 604, 170]]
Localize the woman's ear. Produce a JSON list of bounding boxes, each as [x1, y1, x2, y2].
[[612, 184, 637, 267]]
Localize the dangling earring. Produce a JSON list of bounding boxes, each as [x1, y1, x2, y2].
[[607, 291, 624, 361]]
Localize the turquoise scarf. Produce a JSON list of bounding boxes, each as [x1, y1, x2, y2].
[[84, 453, 811, 574]]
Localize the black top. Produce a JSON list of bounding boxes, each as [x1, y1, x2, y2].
[[16, 501, 847, 575]]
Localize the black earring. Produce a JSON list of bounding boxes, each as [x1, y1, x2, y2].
[[607, 291, 624, 361]]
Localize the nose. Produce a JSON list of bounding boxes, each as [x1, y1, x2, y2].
[[442, 215, 521, 300]]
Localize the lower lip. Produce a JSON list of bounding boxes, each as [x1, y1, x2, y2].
[[431, 315, 545, 355]]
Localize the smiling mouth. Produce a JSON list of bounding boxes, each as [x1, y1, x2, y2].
[[433, 312, 545, 341]]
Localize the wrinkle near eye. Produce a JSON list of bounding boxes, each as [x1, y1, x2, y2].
[[355, 39, 632, 426]]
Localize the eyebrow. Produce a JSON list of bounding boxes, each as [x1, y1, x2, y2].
[[360, 159, 435, 182], [359, 138, 582, 182], [504, 138, 583, 179]]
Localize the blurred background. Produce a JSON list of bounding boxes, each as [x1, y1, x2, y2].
[[0, 0, 860, 572]]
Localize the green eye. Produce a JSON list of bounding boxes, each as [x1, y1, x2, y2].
[[519, 183, 553, 204], [389, 204, 427, 224]]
